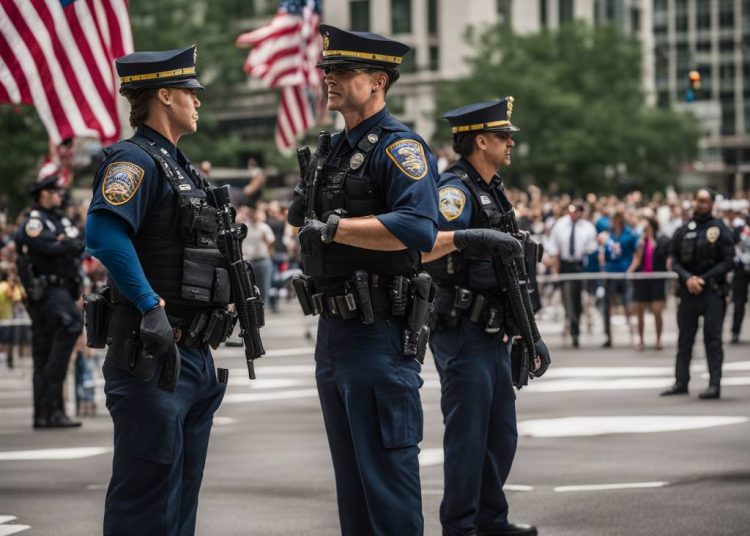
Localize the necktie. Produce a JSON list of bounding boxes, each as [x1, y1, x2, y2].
[[569, 219, 577, 258]]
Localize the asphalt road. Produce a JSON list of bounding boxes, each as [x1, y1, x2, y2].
[[1, 299, 748, 536]]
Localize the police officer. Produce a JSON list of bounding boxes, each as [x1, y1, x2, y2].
[[16, 176, 84, 429], [85, 46, 228, 535], [661, 189, 734, 400], [288, 25, 439, 535], [423, 99, 550, 536]]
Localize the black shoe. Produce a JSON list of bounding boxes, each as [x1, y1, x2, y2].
[[38, 410, 82, 428], [478, 522, 538, 536], [572, 336, 579, 348], [33, 416, 48, 429], [698, 385, 720, 400], [660, 383, 688, 396], [602, 339, 612, 348], [731, 334, 739, 344]]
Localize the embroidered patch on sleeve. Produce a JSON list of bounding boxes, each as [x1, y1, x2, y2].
[[102, 162, 145, 206], [385, 139, 428, 180], [24, 218, 43, 238], [439, 186, 466, 222]]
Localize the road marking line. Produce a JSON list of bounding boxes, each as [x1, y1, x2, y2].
[[0, 516, 30, 536], [418, 448, 443, 467], [0, 447, 111, 461], [519, 416, 749, 438], [554, 482, 669, 492], [222, 388, 319, 404]]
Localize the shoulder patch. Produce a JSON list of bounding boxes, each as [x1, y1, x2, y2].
[[385, 139, 428, 180], [102, 161, 145, 206], [25, 218, 43, 238], [439, 186, 466, 222]]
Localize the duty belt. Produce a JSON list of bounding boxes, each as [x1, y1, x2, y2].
[[435, 285, 505, 334]]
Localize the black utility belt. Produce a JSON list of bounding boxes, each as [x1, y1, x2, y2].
[[437, 286, 505, 335], [293, 271, 436, 363]]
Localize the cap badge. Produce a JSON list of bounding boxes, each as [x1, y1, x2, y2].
[[507, 96, 514, 120], [323, 34, 330, 51], [194, 46, 198, 64]]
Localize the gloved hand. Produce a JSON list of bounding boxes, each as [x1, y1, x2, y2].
[[531, 338, 551, 377], [63, 238, 85, 255], [298, 218, 327, 256], [140, 306, 174, 359], [453, 229, 522, 258]]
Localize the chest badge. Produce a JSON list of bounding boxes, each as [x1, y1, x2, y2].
[[480, 194, 492, 205], [25, 218, 43, 238], [439, 186, 466, 222], [706, 226, 720, 243], [367, 133, 379, 144], [179, 184, 192, 191], [350, 152, 365, 170], [688, 221, 696, 230]]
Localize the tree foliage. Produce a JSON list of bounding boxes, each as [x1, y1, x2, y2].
[[435, 23, 700, 194]]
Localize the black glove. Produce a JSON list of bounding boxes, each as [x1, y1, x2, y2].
[[453, 229, 522, 258], [531, 338, 551, 378], [63, 238, 85, 255], [298, 218, 327, 256], [140, 305, 174, 359]]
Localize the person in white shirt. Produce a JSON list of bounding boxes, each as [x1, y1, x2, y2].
[[546, 204, 599, 347]]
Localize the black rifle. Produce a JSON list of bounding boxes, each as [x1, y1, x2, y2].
[[289, 131, 332, 227], [208, 185, 265, 379], [493, 247, 540, 389]]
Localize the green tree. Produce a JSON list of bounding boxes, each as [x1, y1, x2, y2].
[[0, 106, 49, 218], [436, 23, 700, 194]]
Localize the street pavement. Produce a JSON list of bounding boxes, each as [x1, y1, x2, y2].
[[0, 298, 749, 536]]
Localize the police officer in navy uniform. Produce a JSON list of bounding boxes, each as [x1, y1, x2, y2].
[[288, 25, 439, 535], [16, 176, 84, 429], [423, 99, 550, 536], [661, 189, 734, 400], [85, 46, 228, 535]]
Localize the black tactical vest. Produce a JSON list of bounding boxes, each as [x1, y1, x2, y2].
[[22, 208, 82, 279], [109, 137, 226, 322], [425, 162, 517, 290], [303, 125, 420, 292], [677, 218, 723, 276]]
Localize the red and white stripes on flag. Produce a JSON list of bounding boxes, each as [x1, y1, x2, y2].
[[0, 0, 133, 145], [237, 0, 324, 154]]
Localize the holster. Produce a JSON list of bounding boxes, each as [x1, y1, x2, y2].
[[104, 305, 158, 382], [403, 272, 436, 362], [83, 286, 112, 349]]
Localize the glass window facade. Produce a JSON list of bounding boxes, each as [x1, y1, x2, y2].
[[350, 1, 370, 31], [391, 0, 412, 34]]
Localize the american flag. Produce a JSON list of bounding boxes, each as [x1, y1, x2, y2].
[[0, 0, 133, 145], [237, 0, 324, 154]]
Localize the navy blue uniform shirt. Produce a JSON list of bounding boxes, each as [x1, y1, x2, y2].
[[331, 107, 439, 252]]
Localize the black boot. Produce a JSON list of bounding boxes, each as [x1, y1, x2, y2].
[[43, 409, 82, 428], [698, 385, 720, 400], [660, 383, 688, 396]]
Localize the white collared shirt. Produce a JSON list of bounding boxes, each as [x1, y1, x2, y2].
[[546, 215, 599, 262]]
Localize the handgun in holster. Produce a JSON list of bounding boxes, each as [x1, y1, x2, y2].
[[510, 340, 530, 389], [403, 272, 436, 363], [389, 276, 410, 317], [292, 274, 319, 315]]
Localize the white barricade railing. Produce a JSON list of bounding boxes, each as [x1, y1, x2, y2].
[[537, 271, 678, 283]]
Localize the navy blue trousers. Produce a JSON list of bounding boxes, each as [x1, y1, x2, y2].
[[103, 345, 226, 536], [430, 319, 518, 536], [315, 315, 424, 536], [676, 289, 726, 387]]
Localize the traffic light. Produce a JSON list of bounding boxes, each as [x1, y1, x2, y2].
[[686, 70, 701, 102]]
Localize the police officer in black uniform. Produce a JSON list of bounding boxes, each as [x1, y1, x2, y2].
[[730, 212, 750, 343], [288, 25, 439, 535], [661, 189, 734, 400], [423, 99, 550, 536], [16, 176, 84, 429], [85, 46, 230, 535]]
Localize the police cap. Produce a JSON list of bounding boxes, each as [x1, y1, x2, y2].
[[28, 175, 63, 197], [318, 24, 410, 70], [116, 45, 204, 91], [443, 98, 520, 134]]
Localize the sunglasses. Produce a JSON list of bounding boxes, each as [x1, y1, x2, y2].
[[320, 64, 380, 76]]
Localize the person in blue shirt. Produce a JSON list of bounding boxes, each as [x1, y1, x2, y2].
[[287, 25, 438, 535], [601, 210, 639, 347], [85, 46, 228, 536], [423, 99, 550, 536]]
